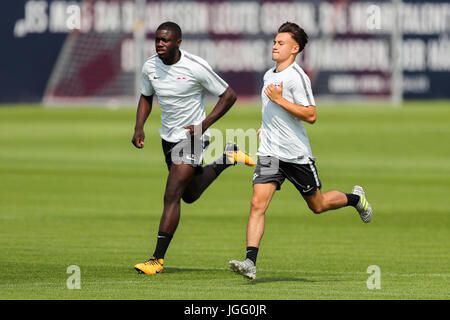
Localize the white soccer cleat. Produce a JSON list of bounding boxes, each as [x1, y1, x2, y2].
[[229, 258, 257, 280], [353, 185, 372, 223]]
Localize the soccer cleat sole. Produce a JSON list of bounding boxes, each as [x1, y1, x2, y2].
[[229, 261, 256, 280], [134, 267, 163, 274]]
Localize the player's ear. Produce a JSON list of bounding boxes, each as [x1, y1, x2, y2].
[[176, 39, 182, 47], [292, 44, 300, 55]]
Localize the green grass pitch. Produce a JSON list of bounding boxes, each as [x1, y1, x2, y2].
[[0, 101, 449, 300]]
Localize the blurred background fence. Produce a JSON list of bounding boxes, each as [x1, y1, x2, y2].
[[2, 0, 450, 105]]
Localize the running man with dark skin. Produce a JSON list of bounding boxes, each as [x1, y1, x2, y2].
[[133, 22, 254, 274], [229, 22, 373, 280]]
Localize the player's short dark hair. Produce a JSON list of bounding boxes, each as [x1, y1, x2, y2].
[[156, 21, 182, 40], [278, 22, 308, 53]]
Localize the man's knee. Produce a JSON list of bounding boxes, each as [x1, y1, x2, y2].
[[310, 205, 324, 214], [305, 191, 326, 214], [164, 186, 183, 204], [307, 201, 325, 214], [250, 196, 267, 216], [165, 167, 193, 203]]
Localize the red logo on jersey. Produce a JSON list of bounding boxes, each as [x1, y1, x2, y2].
[[176, 77, 187, 80]]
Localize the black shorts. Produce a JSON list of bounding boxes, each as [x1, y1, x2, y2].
[[162, 138, 209, 174], [252, 156, 322, 196]]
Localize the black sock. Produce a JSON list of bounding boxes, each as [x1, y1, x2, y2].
[[153, 231, 173, 259], [345, 193, 360, 207], [211, 153, 233, 176], [246, 246, 259, 265]]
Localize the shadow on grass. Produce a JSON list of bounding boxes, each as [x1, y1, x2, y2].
[[248, 277, 318, 284], [164, 267, 346, 286], [245, 277, 346, 285], [163, 267, 228, 274]]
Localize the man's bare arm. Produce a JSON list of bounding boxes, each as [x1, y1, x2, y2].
[[132, 94, 153, 148], [184, 86, 237, 135], [264, 82, 316, 124]]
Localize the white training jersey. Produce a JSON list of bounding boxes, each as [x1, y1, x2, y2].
[[141, 49, 229, 143], [257, 62, 316, 164]]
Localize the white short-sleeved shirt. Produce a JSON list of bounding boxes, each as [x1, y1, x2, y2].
[[257, 62, 316, 164], [141, 50, 229, 143]]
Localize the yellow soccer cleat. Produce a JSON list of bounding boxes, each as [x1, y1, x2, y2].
[[225, 143, 256, 167], [134, 257, 164, 274]]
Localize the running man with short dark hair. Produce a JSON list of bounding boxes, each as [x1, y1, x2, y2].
[[132, 21, 255, 274], [229, 22, 372, 280]]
